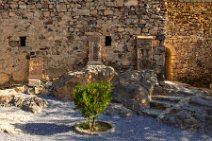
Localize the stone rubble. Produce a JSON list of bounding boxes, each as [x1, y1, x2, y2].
[[112, 70, 158, 114], [104, 103, 133, 118], [158, 95, 212, 133], [52, 65, 115, 99], [149, 81, 212, 133], [0, 89, 47, 113]]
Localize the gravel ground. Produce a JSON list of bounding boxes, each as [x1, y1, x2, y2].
[[0, 96, 212, 141]]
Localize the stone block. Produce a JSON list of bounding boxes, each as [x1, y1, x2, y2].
[[104, 9, 113, 16], [12, 69, 28, 82], [28, 79, 42, 87], [56, 4, 67, 12], [28, 58, 43, 80], [0, 73, 10, 85], [124, 0, 138, 7], [114, 0, 124, 7], [78, 10, 90, 16]]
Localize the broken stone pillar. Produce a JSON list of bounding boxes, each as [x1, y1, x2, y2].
[[87, 36, 103, 65], [28, 57, 44, 86]]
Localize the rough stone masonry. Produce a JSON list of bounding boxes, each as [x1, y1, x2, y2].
[[0, 0, 211, 88], [165, 0, 212, 88]]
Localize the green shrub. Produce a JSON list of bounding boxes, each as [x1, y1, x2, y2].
[[73, 82, 112, 130]]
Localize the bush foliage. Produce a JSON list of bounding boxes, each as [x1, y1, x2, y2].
[[73, 82, 112, 130]]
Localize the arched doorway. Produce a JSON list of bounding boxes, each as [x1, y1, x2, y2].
[[165, 45, 176, 80]]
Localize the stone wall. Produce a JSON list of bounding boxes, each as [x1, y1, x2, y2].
[[0, 0, 166, 86], [165, 1, 212, 88]]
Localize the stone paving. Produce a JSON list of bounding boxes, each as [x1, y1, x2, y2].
[[0, 96, 212, 141]]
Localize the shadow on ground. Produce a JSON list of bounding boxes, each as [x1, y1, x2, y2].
[[18, 123, 73, 135]]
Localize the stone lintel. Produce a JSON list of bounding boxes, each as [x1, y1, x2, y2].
[[137, 36, 156, 39]]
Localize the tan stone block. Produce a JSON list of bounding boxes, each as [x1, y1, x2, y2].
[[90, 10, 98, 16], [142, 28, 149, 33], [49, 4, 54, 9], [0, 73, 10, 85], [105, 2, 114, 7], [152, 40, 160, 47], [121, 57, 130, 66], [8, 12, 16, 17], [78, 10, 90, 16], [12, 69, 28, 82], [124, 0, 138, 7], [118, 27, 124, 32], [140, 19, 146, 24], [14, 85, 28, 93], [19, 4, 27, 9], [56, 4, 67, 12], [10, 3, 18, 9], [29, 58, 44, 80], [43, 11, 50, 17], [104, 9, 113, 16], [114, 0, 124, 7]]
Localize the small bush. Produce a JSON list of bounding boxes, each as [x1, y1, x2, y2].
[[73, 82, 112, 130]]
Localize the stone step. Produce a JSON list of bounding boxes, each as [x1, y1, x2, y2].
[[142, 108, 163, 118], [151, 95, 184, 103], [150, 100, 175, 110]]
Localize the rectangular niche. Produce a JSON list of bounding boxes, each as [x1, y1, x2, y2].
[[19, 36, 26, 47], [105, 36, 112, 47]]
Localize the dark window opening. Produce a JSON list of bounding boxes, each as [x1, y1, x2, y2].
[[19, 37, 26, 47], [30, 51, 36, 58], [105, 36, 112, 46], [30, 51, 35, 56]]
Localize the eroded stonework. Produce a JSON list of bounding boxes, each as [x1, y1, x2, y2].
[[0, 0, 166, 86], [165, 1, 212, 87], [0, 0, 211, 88]]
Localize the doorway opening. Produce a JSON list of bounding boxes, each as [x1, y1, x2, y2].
[[165, 47, 175, 80]]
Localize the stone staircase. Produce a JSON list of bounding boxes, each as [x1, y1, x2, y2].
[[142, 95, 185, 118], [141, 81, 209, 118], [139, 81, 212, 133]]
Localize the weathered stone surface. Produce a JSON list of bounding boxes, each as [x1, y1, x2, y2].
[[149, 81, 212, 133], [0, 90, 15, 106], [112, 70, 158, 113], [14, 94, 47, 113], [158, 96, 212, 133], [104, 103, 133, 118], [12, 69, 28, 82], [0, 0, 166, 87], [161, 110, 198, 129], [14, 85, 28, 93], [0, 73, 10, 85], [0, 89, 47, 113], [27, 85, 44, 95], [52, 65, 115, 99], [165, 1, 211, 88], [124, 0, 138, 7], [0, 0, 210, 89], [114, 0, 124, 7]]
